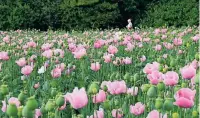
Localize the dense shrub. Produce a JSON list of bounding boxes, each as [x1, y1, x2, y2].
[[139, 0, 199, 27], [0, 0, 198, 31]]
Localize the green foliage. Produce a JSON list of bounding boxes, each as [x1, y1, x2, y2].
[[139, 0, 199, 27]]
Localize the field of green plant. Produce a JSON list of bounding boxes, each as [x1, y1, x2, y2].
[[0, 27, 199, 118]]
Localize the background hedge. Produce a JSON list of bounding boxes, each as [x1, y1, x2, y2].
[[0, 0, 198, 31]]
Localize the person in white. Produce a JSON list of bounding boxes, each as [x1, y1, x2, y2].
[[126, 19, 132, 30]]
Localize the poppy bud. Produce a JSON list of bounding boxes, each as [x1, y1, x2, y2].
[[18, 91, 26, 103], [192, 111, 198, 118], [172, 112, 179, 118], [88, 82, 99, 94]]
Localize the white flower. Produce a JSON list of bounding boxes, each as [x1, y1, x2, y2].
[[38, 66, 46, 74]]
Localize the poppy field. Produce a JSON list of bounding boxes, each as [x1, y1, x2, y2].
[[0, 27, 199, 118]]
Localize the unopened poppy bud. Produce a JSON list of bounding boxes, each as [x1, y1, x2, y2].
[[157, 82, 165, 91], [192, 111, 198, 118], [172, 112, 179, 118], [163, 98, 174, 111], [45, 99, 55, 111], [155, 97, 163, 109]]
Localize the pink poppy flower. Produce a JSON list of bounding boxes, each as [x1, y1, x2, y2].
[[143, 62, 160, 74], [112, 109, 123, 118], [41, 43, 52, 51], [42, 50, 53, 59], [180, 66, 196, 79], [91, 62, 101, 71], [2, 35, 10, 43], [87, 108, 104, 118], [16, 57, 26, 67], [1, 101, 6, 112], [27, 41, 37, 48], [65, 87, 88, 109], [72, 48, 87, 59], [93, 90, 106, 103], [0, 51, 9, 61], [51, 67, 62, 78], [106, 80, 127, 95], [108, 45, 118, 54], [140, 55, 146, 62], [8, 97, 20, 108], [174, 88, 196, 108], [133, 33, 142, 41], [35, 109, 42, 118], [147, 71, 163, 85], [173, 38, 182, 46], [21, 65, 33, 76], [130, 102, 145, 115], [163, 71, 179, 86], [103, 54, 113, 63], [127, 87, 138, 96], [147, 110, 167, 118], [123, 57, 132, 65], [154, 45, 162, 51]]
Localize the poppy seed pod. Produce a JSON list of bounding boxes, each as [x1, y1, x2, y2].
[[56, 95, 65, 107], [6, 104, 18, 117], [88, 82, 99, 94], [22, 106, 34, 118], [1, 85, 9, 95], [172, 112, 179, 118], [163, 98, 174, 111], [147, 86, 157, 98], [155, 97, 164, 109], [26, 96, 38, 110]]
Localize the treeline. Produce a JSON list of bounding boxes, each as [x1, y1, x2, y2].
[[0, 0, 198, 31]]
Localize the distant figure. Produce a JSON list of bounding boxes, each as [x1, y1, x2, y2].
[[126, 19, 132, 30]]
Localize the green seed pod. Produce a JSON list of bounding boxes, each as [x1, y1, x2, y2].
[[157, 57, 163, 63], [147, 86, 157, 98], [103, 100, 111, 110], [1, 85, 9, 95], [45, 99, 56, 112], [170, 60, 176, 67], [195, 53, 199, 61], [155, 97, 164, 109], [157, 82, 165, 91], [172, 112, 179, 118], [141, 84, 151, 93], [51, 88, 57, 97], [22, 106, 34, 118], [6, 104, 18, 117], [163, 98, 174, 111], [40, 104, 47, 114], [159, 65, 164, 72], [18, 92, 26, 103], [56, 95, 65, 107], [124, 73, 130, 80], [26, 96, 38, 110]]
